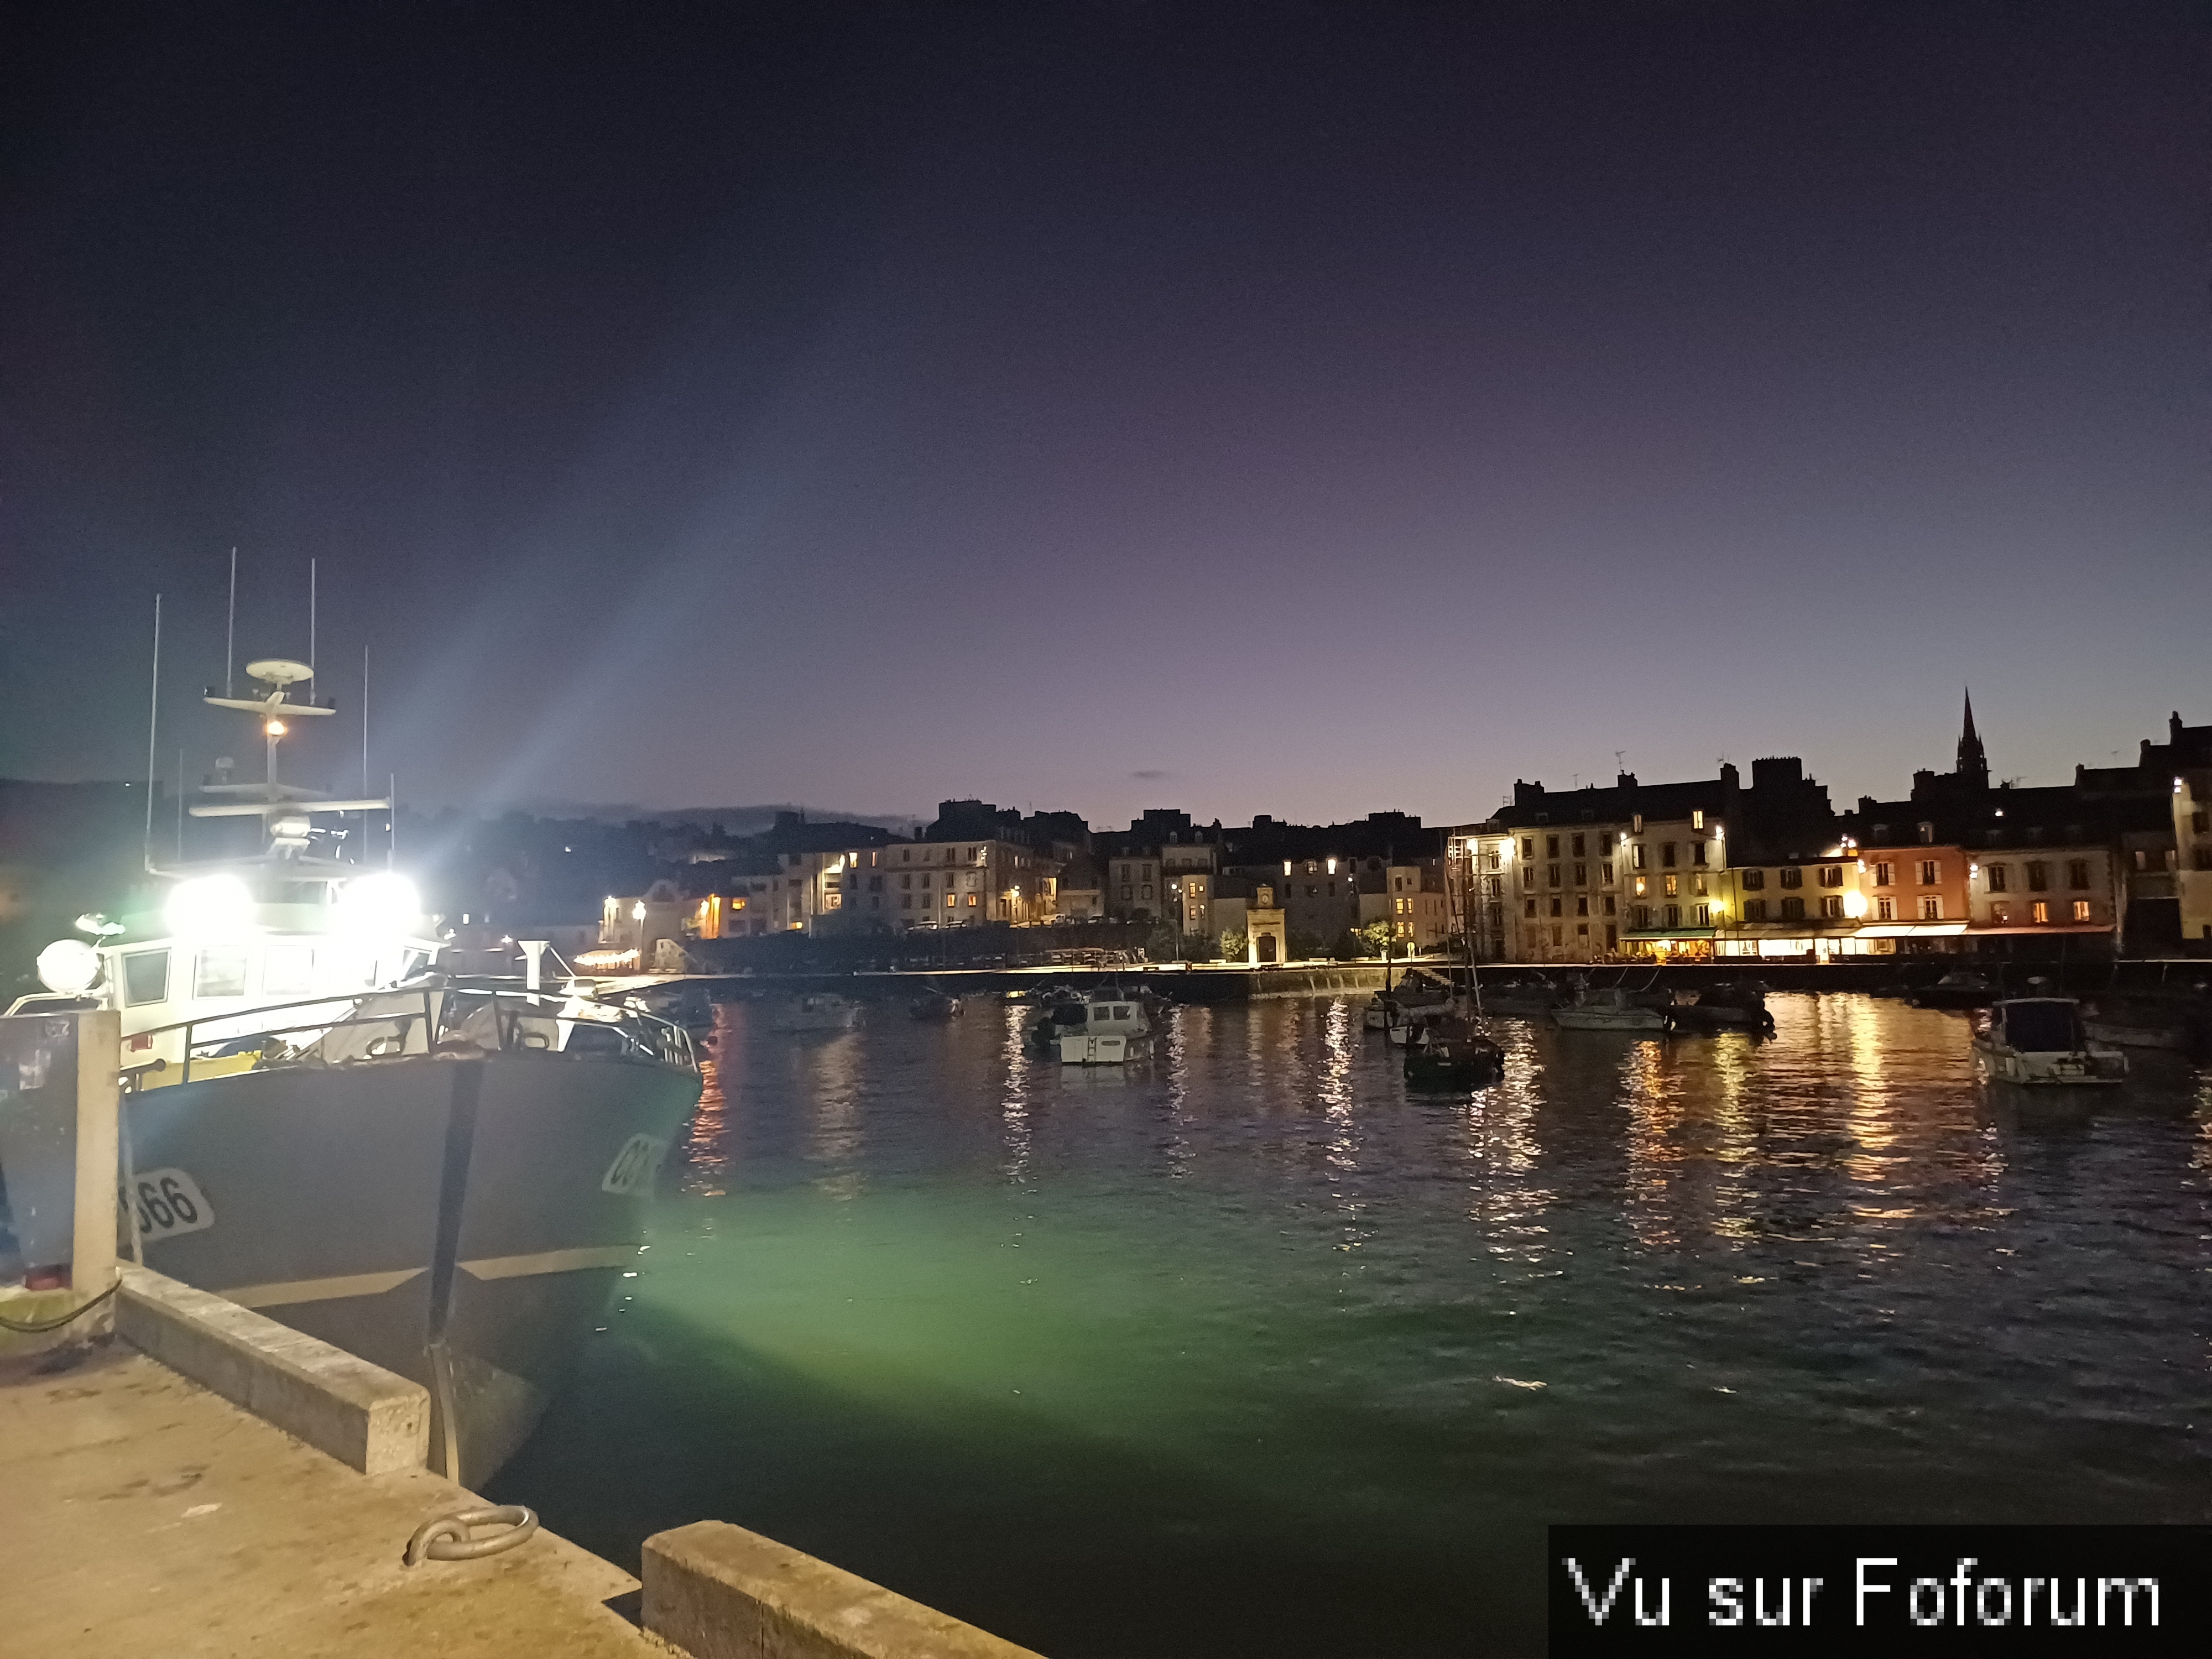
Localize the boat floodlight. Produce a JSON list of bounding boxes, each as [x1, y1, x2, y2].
[[36, 938, 102, 994]]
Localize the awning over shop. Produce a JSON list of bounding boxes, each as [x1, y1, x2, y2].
[[1855, 922, 1969, 938]]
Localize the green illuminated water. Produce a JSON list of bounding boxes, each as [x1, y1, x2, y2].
[[495, 994, 2212, 1656]]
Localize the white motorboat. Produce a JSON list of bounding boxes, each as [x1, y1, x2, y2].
[[9, 653, 700, 1487], [1973, 998, 2127, 1086], [1551, 987, 1669, 1032], [1057, 993, 1154, 1065], [770, 993, 860, 1033]]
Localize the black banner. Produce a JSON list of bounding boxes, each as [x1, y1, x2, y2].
[[1550, 1526, 2209, 1657]]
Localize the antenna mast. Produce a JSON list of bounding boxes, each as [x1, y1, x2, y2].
[[309, 557, 317, 700], [143, 594, 161, 873], [226, 547, 237, 698], [362, 646, 371, 865]]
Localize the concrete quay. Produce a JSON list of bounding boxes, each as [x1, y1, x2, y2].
[[0, 1266, 1046, 1659], [0, 1339, 649, 1658]]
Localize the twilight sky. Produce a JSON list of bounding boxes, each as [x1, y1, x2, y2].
[[3, 2, 2205, 831]]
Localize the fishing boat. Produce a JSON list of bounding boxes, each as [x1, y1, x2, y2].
[[1971, 998, 2127, 1087], [1911, 971, 1996, 1010], [1402, 1010, 1504, 1090], [19, 653, 700, 1487], [1551, 986, 1669, 1032], [1057, 993, 1154, 1065], [770, 993, 860, 1033]]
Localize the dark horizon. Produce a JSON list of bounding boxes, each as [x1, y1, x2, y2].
[[4, 3, 2205, 829]]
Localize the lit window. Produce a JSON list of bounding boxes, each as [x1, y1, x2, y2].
[[2031, 900, 2049, 925], [1692, 810, 1705, 831], [2072, 899, 2091, 922]]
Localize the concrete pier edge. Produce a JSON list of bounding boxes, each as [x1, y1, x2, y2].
[[644, 1521, 1048, 1659], [115, 1263, 430, 1474]]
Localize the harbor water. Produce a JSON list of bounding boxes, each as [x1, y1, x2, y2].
[[494, 994, 2212, 1657]]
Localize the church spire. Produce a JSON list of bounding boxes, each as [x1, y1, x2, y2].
[[1957, 687, 1989, 790]]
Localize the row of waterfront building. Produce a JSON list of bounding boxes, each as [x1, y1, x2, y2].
[[592, 700, 2212, 968]]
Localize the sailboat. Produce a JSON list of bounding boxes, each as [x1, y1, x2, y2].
[[19, 639, 700, 1486]]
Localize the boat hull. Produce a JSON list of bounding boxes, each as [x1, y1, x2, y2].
[[124, 1050, 700, 1486], [1551, 1010, 1668, 1032], [1970, 1040, 2127, 1087], [1057, 1032, 1152, 1065]]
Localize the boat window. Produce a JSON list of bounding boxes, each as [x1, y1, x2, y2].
[[194, 950, 249, 999], [2005, 1002, 2080, 1052], [263, 945, 315, 997], [1115, 1005, 1131, 1020], [122, 950, 170, 1006]]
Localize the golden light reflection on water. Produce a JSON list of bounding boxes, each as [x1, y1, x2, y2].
[[679, 1003, 735, 1197], [999, 1001, 1033, 1185], [1462, 1019, 1553, 1263]]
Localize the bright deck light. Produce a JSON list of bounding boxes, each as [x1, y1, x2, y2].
[[336, 872, 421, 936], [166, 874, 254, 940]]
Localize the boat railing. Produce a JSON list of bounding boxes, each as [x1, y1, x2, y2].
[[123, 983, 696, 1091]]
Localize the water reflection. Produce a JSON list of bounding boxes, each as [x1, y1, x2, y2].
[[584, 992, 2212, 1659]]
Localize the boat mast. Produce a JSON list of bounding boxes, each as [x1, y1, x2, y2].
[[142, 593, 161, 873]]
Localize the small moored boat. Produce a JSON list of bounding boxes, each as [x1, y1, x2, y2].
[[1971, 997, 2126, 1087], [1057, 994, 1154, 1065], [1404, 1011, 1504, 1090], [770, 993, 859, 1033], [1552, 987, 1669, 1032], [1667, 982, 1775, 1036], [908, 989, 963, 1021], [1912, 971, 1996, 1010]]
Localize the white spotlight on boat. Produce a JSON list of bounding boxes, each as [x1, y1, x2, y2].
[[166, 874, 255, 940], [36, 937, 103, 994], [336, 872, 421, 937]]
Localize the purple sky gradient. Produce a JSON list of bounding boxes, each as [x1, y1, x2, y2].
[[3, 3, 2205, 831]]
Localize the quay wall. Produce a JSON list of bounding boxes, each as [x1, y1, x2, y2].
[[645, 1521, 1046, 1659], [671, 956, 2209, 1003]]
